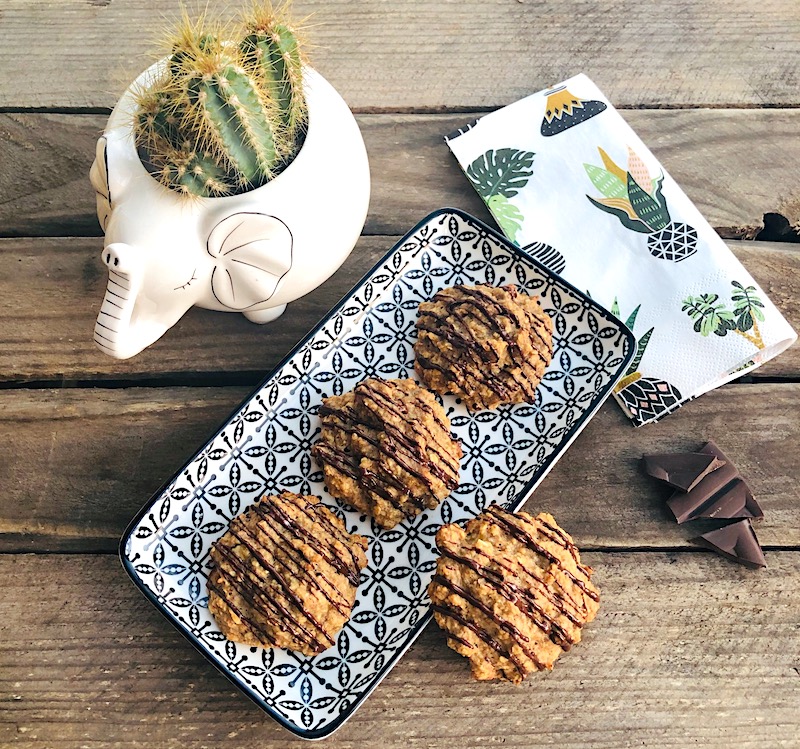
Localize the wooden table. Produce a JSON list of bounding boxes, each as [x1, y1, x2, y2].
[[2, 1, 799, 746]]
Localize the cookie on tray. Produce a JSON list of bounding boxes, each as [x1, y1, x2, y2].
[[207, 491, 368, 656], [414, 283, 553, 411], [428, 504, 600, 684], [312, 377, 462, 530]]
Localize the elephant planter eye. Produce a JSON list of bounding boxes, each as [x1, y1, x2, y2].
[[207, 212, 293, 311], [174, 269, 198, 291]]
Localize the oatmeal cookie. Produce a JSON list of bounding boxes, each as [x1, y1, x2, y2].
[[208, 491, 368, 655], [428, 504, 600, 684], [312, 378, 463, 529], [414, 284, 553, 410]]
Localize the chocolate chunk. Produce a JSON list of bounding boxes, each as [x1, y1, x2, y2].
[[642, 451, 726, 492], [688, 479, 763, 521], [666, 442, 762, 524], [691, 519, 767, 569]]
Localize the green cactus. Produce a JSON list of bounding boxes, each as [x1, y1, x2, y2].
[[136, 92, 185, 153], [241, 19, 306, 146], [154, 141, 234, 198], [186, 63, 281, 186], [133, 4, 308, 198]]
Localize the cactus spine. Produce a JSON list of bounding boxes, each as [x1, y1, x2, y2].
[[133, 4, 307, 198]]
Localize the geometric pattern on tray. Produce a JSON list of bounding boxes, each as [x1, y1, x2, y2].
[[122, 208, 634, 739]]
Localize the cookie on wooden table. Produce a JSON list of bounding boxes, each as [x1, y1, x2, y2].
[[208, 491, 368, 656], [414, 284, 553, 411], [312, 377, 463, 529], [428, 504, 600, 684]]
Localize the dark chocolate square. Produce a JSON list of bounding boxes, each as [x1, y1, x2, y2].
[[691, 519, 767, 569], [642, 451, 725, 492]]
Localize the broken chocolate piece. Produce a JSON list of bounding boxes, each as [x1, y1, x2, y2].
[[642, 451, 725, 492], [691, 519, 767, 569], [666, 442, 762, 523], [689, 479, 763, 521]]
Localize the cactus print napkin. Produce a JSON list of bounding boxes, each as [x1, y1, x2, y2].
[[445, 73, 796, 426]]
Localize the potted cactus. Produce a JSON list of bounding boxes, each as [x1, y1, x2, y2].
[[89, 4, 370, 359]]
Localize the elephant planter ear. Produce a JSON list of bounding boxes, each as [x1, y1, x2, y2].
[[207, 212, 294, 315], [89, 137, 112, 232]]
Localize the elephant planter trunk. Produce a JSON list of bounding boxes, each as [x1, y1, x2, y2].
[[90, 62, 370, 359]]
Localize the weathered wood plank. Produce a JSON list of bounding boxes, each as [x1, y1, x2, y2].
[[2, 552, 798, 748], [0, 113, 103, 238], [0, 236, 796, 381], [0, 236, 389, 382], [3, 110, 800, 238], [1, 383, 797, 552], [1, 0, 799, 110], [0, 387, 250, 553]]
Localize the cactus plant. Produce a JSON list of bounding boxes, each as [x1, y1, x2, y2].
[[133, 3, 307, 197], [240, 5, 306, 148], [584, 146, 698, 262]]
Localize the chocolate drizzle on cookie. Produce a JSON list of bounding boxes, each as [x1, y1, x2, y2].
[[428, 504, 600, 684], [414, 284, 554, 411], [207, 492, 368, 656], [312, 378, 463, 530]]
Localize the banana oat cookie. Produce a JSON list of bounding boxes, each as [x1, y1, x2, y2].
[[428, 504, 600, 684], [414, 283, 553, 411], [208, 491, 368, 655], [311, 377, 462, 530]]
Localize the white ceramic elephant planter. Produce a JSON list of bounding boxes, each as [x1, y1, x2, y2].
[[90, 61, 370, 359]]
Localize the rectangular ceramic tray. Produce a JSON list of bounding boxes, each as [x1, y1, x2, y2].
[[121, 208, 635, 739]]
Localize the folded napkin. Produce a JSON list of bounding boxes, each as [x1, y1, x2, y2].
[[445, 74, 796, 426]]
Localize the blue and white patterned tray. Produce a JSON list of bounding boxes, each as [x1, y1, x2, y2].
[[121, 208, 634, 739]]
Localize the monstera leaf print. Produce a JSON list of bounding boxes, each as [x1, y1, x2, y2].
[[681, 294, 737, 337], [731, 281, 766, 333], [466, 148, 535, 243], [466, 148, 535, 200], [487, 194, 525, 242]]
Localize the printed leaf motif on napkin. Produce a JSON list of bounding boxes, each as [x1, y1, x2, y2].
[[682, 281, 766, 350], [611, 297, 683, 424], [487, 194, 525, 243], [585, 146, 698, 262], [466, 148, 534, 242]]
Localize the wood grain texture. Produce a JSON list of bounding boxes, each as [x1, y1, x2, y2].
[[2, 552, 799, 748], [0, 235, 389, 383], [0, 387, 250, 552], [3, 110, 800, 238], [0, 236, 796, 382], [1, 383, 797, 552], [0, 113, 103, 238], [2, 2, 797, 745], [1, 0, 800, 110]]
